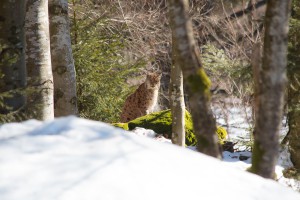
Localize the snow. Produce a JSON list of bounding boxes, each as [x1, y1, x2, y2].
[[212, 100, 300, 191], [0, 116, 300, 200]]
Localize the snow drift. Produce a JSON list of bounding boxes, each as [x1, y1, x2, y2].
[[0, 116, 299, 200]]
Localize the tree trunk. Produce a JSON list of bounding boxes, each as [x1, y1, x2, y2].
[[170, 36, 185, 146], [287, 0, 300, 170], [49, 0, 78, 117], [250, 0, 291, 179], [168, 0, 221, 158], [288, 69, 300, 169], [0, 1, 26, 120], [25, 0, 54, 120], [251, 43, 262, 123]]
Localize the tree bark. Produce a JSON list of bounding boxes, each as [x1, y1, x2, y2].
[[49, 0, 78, 117], [25, 0, 54, 120], [288, 69, 300, 169], [250, 0, 291, 179], [0, 1, 26, 119], [170, 36, 185, 146], [168, 0, 221, 158], [287, 0, 300, 169], [251, 43, 262, 123]]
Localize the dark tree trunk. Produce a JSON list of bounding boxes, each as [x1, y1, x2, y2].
[[250, 0, 291, 179], [288, 71, 300, 168], [168, 0, 221, 158], [287, 0, 300, 170]]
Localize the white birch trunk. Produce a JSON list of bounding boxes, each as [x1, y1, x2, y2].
[[25, 0, 54, 120], [49, 0, 78, 117], [170, 36, 185, 147]]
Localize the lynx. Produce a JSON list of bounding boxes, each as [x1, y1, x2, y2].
[[120, 72, 161, 122]]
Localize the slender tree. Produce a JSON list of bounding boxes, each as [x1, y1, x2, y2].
[[250, 0, 291, 179], [0, 1, 26, 121], [25, 0, 54, 120], [49, 0, 78, 117], [168, 0, 221, 158], [170, 35, 185, 146]]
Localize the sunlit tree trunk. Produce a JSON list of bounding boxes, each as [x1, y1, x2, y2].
[[0, 1, 26, 120], [251, 0, 291, 179], [168, 0, 221, 158], [25, 0, 54, 120], [49, 0, 78, 117], [170, 36, 185, 146]]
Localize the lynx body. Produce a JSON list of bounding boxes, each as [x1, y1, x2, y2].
[[120, 73, 161, 122]]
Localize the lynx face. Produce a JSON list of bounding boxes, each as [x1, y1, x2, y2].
[[146, 72, 162, 89]]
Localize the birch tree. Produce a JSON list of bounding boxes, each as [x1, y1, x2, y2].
[[168, 0, 221, 158], [0, 1, 26, 120], [25, 0, 54, 120], [170, 36, 185, 146], [49, 0, 78, 117], [250, 0, 291, 179]]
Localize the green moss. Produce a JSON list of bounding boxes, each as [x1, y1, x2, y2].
[[187, 68, 211, 95], [127, 109, 227, 146], [112, 123, 129, 130], [248, 141, 277, 179], [196, 134, 211, 149], [248, 141, 264, 174], [216, 126, 227, 144]]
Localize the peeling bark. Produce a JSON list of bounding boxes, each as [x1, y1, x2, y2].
[[251, 0, 291, 179], [168, 0, 221, 158], [170, 36, 185, 146], [49, 0, 78, 117], [25, 0, 54, 120]]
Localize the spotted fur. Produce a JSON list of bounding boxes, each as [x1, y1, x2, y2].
[[120, 72, 161, 122]]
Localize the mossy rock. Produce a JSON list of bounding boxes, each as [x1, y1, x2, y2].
[[112, 123, 129, 130], [216, 126, 227, 144], [127, 109, 227, 146]]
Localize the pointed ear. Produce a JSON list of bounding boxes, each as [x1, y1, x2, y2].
[[156, 71, 162, 78]]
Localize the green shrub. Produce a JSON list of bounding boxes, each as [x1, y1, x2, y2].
[[201, 43, 253, 96], [71, 4, 144, 123]]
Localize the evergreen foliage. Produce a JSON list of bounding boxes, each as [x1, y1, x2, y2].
[[0, 44, 25, 123], [201, 44, 252, 96], [71, 4, 144, 122], [286, 0, 300, 170]]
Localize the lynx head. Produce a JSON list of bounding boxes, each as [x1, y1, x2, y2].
[[145, 72, 161, 89]]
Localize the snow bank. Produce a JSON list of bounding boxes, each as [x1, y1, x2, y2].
[[0, 116, 299, 200]]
